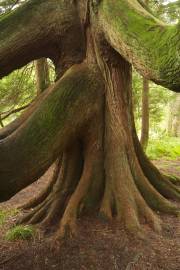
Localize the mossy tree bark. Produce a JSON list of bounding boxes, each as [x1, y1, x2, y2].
[[0, 0, 179, 239]]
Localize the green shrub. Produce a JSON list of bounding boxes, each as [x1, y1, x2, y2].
[[0, 208, 19, 226], [147, 137, 180, 160], [5, 225, 35, 241]]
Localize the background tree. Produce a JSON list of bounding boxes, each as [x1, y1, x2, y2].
[[133, 72, 176, 137], [168, 94, 180, 137], [0, 0, 179, 240], [140, 0, 150, 151], [140, 78, 149, 150], [35, 58, 50, 95]]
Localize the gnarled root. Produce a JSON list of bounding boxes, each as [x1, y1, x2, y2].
[[19, 158, 62, 210], [17, 108, 105, 239], [17, 142, 83, 226], [15, 57, 180, 240], [133, 131, 180, 200], [54, 113, 104, 240], [97, 50, 180, 236], [16, 116, 180, 239], [100, 145, 162, 237]]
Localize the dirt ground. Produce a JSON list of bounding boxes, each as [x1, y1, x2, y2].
[[0, 159, 179, 270]]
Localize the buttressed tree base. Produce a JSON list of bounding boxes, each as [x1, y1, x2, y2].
[[0, 0, 179, 240]]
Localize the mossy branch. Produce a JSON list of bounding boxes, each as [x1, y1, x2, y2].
[[0, 0, 82, 78], [99, 0, 180, 92], [0, 63, 104, 202]]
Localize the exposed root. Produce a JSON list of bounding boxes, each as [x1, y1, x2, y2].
[[100, 184, 113, 220], [134, 189, 162, 233], [55, 118, 103, 240], [166, 175, 180, 186], [99, 153, 162, 236], [111, 151, 145, 235], [17, 193, 54, 224], [17, 142, 83, 227], [13, 53, 179, 240], [20, 158, 62, 210], [127, 147, 179, 215], [133, 132, 180, 200]]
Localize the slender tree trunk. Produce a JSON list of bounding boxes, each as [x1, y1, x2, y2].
[[167, 100, 173, 136], [140, 0, 149, 150], [35, 58, 50, 94], [140, 77, 149, 150], [0, 115, 4, 128], [171, 94, 180, 137], [167, 94, 180, 137]]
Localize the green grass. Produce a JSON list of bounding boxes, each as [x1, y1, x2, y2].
[[5, 225, 35, 241], [0, 209, 35, 241], [147, 137, 180, 160], [0, 208, 19, 226]]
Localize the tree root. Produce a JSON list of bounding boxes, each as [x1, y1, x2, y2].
[[15, 61, 179, 240], [20, 158, 62, 210], [17, 131, 179, 240], [17, 142, 83, 227], [54, 116, 104, 240], [133, 132, 180, 200]]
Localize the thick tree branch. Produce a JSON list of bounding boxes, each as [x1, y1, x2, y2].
[[0, 0, 84, 78], [0, 90, 48, 140], [0, 63, 104, 202], [98, 0, 180, 92]]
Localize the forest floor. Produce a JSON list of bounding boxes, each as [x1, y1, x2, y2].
[[0, 159, 180, 270]]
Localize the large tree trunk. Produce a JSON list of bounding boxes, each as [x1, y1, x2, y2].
[[0, 0, 179, 240]]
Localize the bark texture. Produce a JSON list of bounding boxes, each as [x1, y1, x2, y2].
[[0, 0, 179, 239]]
